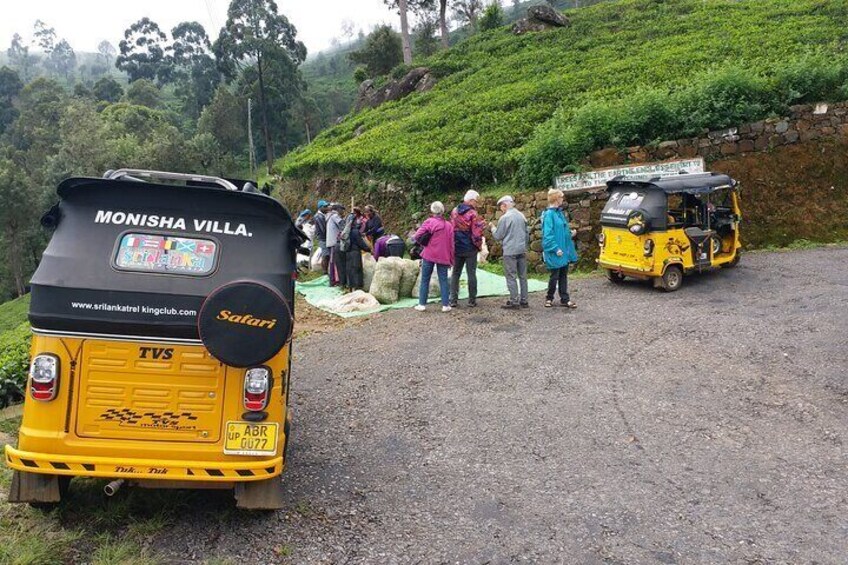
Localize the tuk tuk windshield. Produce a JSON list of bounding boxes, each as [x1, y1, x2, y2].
[[604, 190, 646, 216]]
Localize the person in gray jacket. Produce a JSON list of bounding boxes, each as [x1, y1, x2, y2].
[[492, 195, 529, 309]]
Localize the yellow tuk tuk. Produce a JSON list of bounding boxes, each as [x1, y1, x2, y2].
[[597, 172, 741, 291], [5, 170, 305, 509]]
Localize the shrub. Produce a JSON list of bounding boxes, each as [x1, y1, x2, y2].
[[0, 322, 30, 408], [479, 2, 506, 32]]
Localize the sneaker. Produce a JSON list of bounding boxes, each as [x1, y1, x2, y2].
[[501, 301, 519, 310], [545, 300, 553, 308], [414, 305, 426, 312], [520, 302, 529, 308], [467, 299, 477, 308], [449, 300, 458, 308], [441, 305, 452, 312]]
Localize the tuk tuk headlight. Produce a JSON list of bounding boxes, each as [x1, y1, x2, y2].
[[629, 223, 645, 235], [30, 354, 59, 401]]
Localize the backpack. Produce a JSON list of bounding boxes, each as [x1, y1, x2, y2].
[[338, 214, 355, 252]]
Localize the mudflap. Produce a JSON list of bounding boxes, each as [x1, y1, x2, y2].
[[8, 470, 62, 504], [234, 476, 285, 510]]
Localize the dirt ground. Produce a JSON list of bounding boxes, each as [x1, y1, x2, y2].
[[21, 248, 848, 564]]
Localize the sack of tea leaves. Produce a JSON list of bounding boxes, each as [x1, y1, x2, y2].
[[370, 257, 403, 304], [398, 259, 420, 298], [362, 253, 377, 292], [411, 264, 447, 299]]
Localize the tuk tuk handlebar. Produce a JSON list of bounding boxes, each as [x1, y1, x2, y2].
[[104, 169, 240, 192]]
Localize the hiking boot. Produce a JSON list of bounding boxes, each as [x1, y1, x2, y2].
[[449, 300, 458, 308], [467, 299, 477, 308]]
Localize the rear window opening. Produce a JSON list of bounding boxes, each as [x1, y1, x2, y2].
[[115, 233, 218, 276]]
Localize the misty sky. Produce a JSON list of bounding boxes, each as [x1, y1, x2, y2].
[[0, 0, 401, 58]]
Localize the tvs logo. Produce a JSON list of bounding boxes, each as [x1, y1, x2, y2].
[[139, 347, 173, 360]]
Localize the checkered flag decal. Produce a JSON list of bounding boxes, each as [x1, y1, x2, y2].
[[98, 409, 198, 423]]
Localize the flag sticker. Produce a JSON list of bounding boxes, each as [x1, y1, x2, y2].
[[116, 234, 217, 276]]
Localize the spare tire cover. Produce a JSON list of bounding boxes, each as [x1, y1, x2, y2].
[[198, 280, 292, 368]]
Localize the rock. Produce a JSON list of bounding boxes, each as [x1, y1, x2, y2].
[[512, 18, 548, 34], [738, 139, 755, 153], [590, 147, 622, 168], [526, 251, 541, 265], [354, 68, 435, 113], [720, 142, 738, 155], [530, 240, 543, 252], [415, 73, 437, 93], [775, 120, 790, 134], [527, 5, 570, 27], [354, 125, 366, 138], [783, 130, 799, 143]]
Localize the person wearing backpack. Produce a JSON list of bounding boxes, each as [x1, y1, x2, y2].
[[449, 190, 487, 308], [313, 200, 330, 273], [413, 201, 455, 312], [326, 203, 346, 287], [541, 189, 578, 308]]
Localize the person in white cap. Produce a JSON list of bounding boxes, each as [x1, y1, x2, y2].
[[492, 195, 529, 309], [449, 189, 486, 307]]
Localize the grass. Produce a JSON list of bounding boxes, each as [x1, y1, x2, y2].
[[0, 295, 30, 334]]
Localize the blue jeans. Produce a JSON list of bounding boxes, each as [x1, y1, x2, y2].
[[419, 260, 450, 306]]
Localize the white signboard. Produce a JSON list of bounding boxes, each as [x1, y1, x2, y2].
[[554, 158, 705, 192]]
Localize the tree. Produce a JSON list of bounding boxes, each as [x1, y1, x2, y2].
[[439, 0, 450, 48], [349, 26, 403, 78], [93, 76, 124, 103], [7, 34, 37, 81], [124, 79, 161, 108], [384, 0, 414, 65], [511, 0, 521, 12], [0, 66, 23, 135], [47, 39, 77, 80], [0, 158, 36, 297], [32, 20, 56, 54], [341, 19, 356, 46], [414, 17, 440, 57], [198, 86, 246, 154], [116, 18, 168, 82], [169, 22, 221, 119], [453, 0, 484, 29], [215, 0, 307, 173], [479, 1, 504, 31], [97, 40, 117, 68]]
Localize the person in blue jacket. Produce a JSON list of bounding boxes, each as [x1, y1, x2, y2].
[[541, 188, 578, 308]]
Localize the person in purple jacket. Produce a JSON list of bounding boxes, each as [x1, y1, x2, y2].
[[413, 201, 455, 312]]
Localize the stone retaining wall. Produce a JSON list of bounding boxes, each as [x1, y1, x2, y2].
[[476, 102, 848, 272]]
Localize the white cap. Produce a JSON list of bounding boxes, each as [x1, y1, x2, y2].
[[464, 190, 480, 202], [497, 195, 514, 206]]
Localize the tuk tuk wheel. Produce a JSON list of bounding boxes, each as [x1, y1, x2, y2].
[[710, 235, 722, 256], [722, 250, 741, 268], [607, 270, 626, 284], [660, 265, 683, 292]]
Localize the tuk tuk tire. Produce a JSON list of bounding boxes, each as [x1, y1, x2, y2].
[[710, 235, 722, 257], [722, 250, 741, 268], [660, 265, 683, 292], [607, 270, 626, 284]]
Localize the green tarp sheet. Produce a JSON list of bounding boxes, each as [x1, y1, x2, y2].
[[295, 270, 548, 318]]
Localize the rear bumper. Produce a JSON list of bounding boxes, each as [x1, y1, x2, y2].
[[598, 259, 656, 276], [4, 444, 282, 482]]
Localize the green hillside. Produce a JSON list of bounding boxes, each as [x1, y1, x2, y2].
[[0, 295, 29, 334], [281, 0, 848, 191]]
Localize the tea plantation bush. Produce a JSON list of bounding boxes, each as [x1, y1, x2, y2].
[[281, 0, 848, 191], [0, 297, 31, 408]]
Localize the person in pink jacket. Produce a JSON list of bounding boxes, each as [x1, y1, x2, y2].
[[413, 201, 455, 312]]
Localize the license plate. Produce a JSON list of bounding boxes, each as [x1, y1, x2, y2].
[[224, 422, 278, 456]]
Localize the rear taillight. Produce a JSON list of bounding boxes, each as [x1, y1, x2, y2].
[[243, 367, 271, 411], [30, 354, 59, 401]]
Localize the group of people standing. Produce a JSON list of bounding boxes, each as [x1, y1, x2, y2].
[[296, 187, 579, 312], [298, 201, 387, 292], [411, 188, 579, 312]]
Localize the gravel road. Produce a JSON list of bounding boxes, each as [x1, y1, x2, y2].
[[155, 247, 847, 564]]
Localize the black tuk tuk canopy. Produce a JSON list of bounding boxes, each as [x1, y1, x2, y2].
[[29, 177, 302, 340], [601, 172, 737, 230]]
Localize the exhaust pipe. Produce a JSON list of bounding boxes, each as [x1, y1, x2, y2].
[[104, 479, 125, 497]]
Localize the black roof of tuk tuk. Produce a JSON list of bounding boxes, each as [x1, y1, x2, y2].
[[29, 176, 302, 340], [607, 172, 736, 195]]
